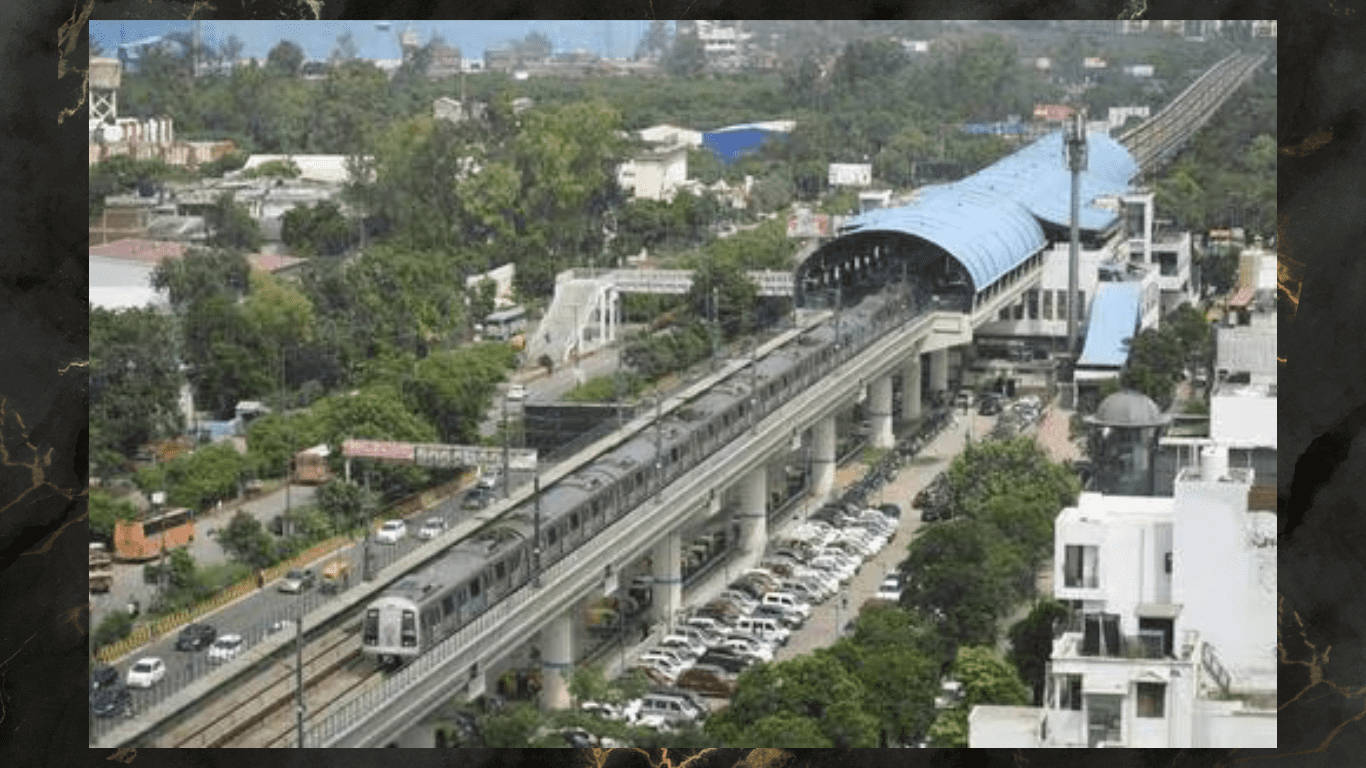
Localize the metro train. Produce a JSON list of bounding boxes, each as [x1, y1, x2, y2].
[[363, 286, 916, 665]]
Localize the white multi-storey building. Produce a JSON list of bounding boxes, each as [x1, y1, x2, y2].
[[969, 445, 1276, 748]]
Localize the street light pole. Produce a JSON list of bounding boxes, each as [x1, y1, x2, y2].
[[295, 616, 306, 747]]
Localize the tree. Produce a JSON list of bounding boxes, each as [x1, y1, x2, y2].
[[219, 510, 276, 569], [927, 646, 1030, 748], [151, 247, 252, 310], [664, 33, 707, 77], [707, 653, 879, 747], [899, 519, 1012, 651], [1007, 598, 1070, 705], [267, 40, 305, 77], [205, 192, 263, 252], [316, 480, 380, 533], [1120, 327, 1184, 410], [90, 489, 140, 544], [407, 345, 516, 444], [833, 38, 908, 91], [281, 201, 355, 257], [90, 306, 185, 462], [160, 442, 250, 511], [824, 632, 939, 747]]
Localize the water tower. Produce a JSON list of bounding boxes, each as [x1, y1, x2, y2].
[[90, 57, 122, 126], [1084, 390, 1171, 496]]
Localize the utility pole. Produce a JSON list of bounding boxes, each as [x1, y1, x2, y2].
[[1065, 109, 1088, 357], [501, 392, 510, 499], [295, 616, 306, 747], [532, 475, 542, 588]]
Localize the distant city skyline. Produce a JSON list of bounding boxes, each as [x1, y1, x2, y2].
[[90, 21, 655, 63]]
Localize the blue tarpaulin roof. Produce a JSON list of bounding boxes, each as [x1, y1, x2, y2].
[[702, 122, 795, 163], [955, 131, 1138, 231], [1078, 281, 1143, 368], [838, 185, 1047, 291]]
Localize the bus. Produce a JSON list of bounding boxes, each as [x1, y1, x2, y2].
[[113, 507, 196, 561], [482, 306, 528, 342]]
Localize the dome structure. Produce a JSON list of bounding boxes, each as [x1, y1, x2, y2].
[[1086, 390, 1170, 428]]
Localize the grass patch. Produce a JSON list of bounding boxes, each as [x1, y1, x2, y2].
[[562, 373, 646, 403]]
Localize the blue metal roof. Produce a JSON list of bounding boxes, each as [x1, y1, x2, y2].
[[838, 185, 1046, 290], [956, 131, 1138, 231], [1078, 281, 1142, 368]]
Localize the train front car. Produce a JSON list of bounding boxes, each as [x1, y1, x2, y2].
[[364, 594, 421, 666]]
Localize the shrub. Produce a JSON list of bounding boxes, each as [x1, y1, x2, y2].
[[92, 610, 134, 650]]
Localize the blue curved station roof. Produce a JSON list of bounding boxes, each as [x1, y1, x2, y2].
[[956, 131, 1138, 231], [1078, 281, 1142, 368], [838, 185, 1047, 290]]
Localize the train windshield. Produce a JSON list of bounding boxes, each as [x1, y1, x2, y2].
[[364, 609, 379, 645], [401, 610, 417, 647]]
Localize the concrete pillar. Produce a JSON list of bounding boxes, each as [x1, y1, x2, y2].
[[930, 348, 949, 396], [737, 466, 767, 567], [650, 528, 682, 628], [812, 415, 836, 499], [901, 356, 922, 421], [869, 374, 894, 449], [540, 611, 574, 711]]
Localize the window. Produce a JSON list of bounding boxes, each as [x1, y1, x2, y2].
[[441, 596, 455, 615], [1078, 290, 1086, 322], [469, 578, 481, 598], [1137, 682, 1166, 717], [1027, 289, 1039, 320], [1064, 544, 1099, 588], [1164, 552, 1172, 574], [495, 561, 506, 581], [1059, 674, 1083, 710], [1057, 290, 1069, 321], [1042, 290, 1053, 320], [1000, 308, 1012, 321]]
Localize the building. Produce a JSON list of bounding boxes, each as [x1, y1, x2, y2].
[[700, 120, 796, 163], [89, 238, 305, 311], [970, 445, 1276, 747], [617, 141, 688, 202], [637, 124, 704, 149], [678, 21, 754, 70]]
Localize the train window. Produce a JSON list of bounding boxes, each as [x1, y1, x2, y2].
[[570, 512, 579, 530], [591, 500, 600, 516], [670, 448, 678, 463], [364, 608, 379, 644], [401, 610, 417, 647], [455, 588, 467, 606], [495, 561, 506, 581], [470, 579, 481, 598], [511, 550, 522, 570], [442, 596, 455, 615], [548, 527, 558, 546]]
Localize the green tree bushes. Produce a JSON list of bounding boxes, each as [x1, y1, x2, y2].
[[218, 510, 275, 569], [664, 32, 707, 77], [899, 519, 1015, 651], [316, 480, 380, 533], [407, 345, 517, 444], [142, 442, 250, 512], [205, 192, 263, 252], [90, 306, 185, 463], [266, 40, 305, 77], [926, 646, 1031, 748], [90, 489, 140, 544], [92, 610, 134, 651], [705, 653, 879, 747], [1007, 598, 1070, 705]]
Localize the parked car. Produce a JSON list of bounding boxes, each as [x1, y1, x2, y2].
[[91, 682, 132, 718], [277, 568, 315, 593], [478, 470, 502, 490], [624, 691, 707, 728], [126, 657, 167, 688], [175, 623, 217, 651], [506, 383, 527, 401], [695, 648, 753, 673], [580, 701, 627, 721], [719, 636, 774, 664], [878, 503, 903, 519], [417, 516, 447, 540], [208, 633, 245, 664], [658, 634, 707, 659], [875, 576, 902, 603], [375, 519, 407, 544], [676, 665, 739, 698]]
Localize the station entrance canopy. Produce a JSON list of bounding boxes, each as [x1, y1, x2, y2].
[[797, 130, 1139, 307]]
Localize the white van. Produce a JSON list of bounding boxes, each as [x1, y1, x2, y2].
[[625, 692, 706, 727], [734, 616, 790, 645], [762, 592, 812, 621]]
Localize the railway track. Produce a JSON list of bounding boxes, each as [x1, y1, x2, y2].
[[1120, 51, 1267, 174], [163, 622, 371, 747]]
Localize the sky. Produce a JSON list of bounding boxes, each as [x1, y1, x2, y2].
[[90, 21, 652, 62]]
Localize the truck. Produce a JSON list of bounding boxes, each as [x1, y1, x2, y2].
[[89, 542, 114, 593]]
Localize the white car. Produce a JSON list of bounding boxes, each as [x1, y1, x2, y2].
[[208, 634, 245, 664], [720, 637, 774, 663], [506, 383, 527, 401], [875, 576, 903, 603], [636, 656, 686, 683], [417, 517, 446, 540], [641, 648, 693, 672], [126, 657, 166, 688], [658, 634, 706, 659], [375, 520, 407, 544]]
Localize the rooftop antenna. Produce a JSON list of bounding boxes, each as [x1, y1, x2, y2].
[[1064, 108, 1088, 358]]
